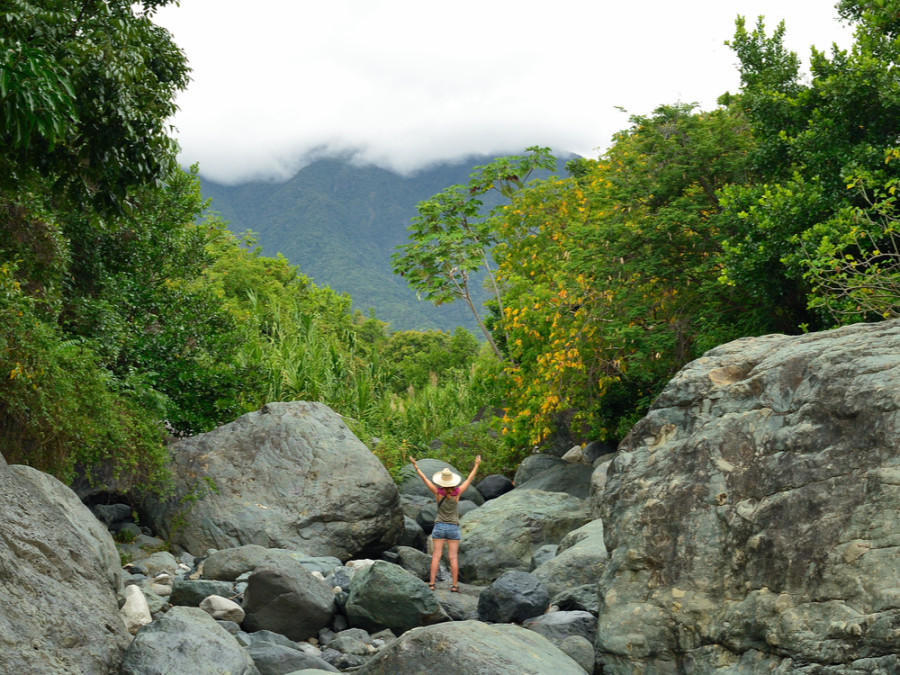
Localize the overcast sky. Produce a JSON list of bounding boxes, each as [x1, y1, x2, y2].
[[154, 1, 855, 185]]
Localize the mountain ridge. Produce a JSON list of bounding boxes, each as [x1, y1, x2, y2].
[[199, 154, 567, 332]]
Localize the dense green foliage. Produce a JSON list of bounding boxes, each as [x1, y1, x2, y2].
[[396, 1, 900, 450], [0, 0, 493, 486], [8, 0, 900, 490], [1, 0, 189, 210]]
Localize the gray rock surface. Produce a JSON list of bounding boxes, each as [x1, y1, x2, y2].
[[345, 560, 449, 634], [532, 518, 607, 598], [0, 463, 130, 674], [202, 544, 342, 580], [523, 610, 597, 644], [475, 473, 515, 500], [477, 569, 550, 624], [170, 578, 236, 606], [242, 562, 336, 641], [356, 619, 587, 674], [514, 453, 566, 485], [458, 489, 591, 583], [119, 606, 258, 674], [594, 319, 900, 673], [141, 401, 403, 561], [247, 643, 338, 674], [516, 461, 595, 499]]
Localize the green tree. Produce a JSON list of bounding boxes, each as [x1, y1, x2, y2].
[[392, 147, 556, 358], [496, 105, 758, 445], [378, 327, 479, 394], [0, 0, 189, 209], [718, 10, 900, 327]]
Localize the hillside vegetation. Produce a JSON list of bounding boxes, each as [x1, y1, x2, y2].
[[199, 155, 567, 333], [3, 0, 900, 490]]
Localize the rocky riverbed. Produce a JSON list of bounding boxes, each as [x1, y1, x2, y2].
[[2, 319, 900, 674]]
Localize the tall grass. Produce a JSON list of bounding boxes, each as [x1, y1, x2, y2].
[[236, 289, 504, 479]]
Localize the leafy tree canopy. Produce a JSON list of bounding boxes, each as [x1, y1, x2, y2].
[[0, 0, 189, 210]]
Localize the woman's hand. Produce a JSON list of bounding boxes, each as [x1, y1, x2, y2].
[[410, 457, 419, 470]]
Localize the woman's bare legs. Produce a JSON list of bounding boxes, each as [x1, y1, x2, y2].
[[447, 539, 460, 587], [430, 538, 445, 586]]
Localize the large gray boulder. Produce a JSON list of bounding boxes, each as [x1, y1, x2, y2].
[[516, 461, 595, 499], [246, 643, 338, 674], [477, 570, 550, 624], [523, 610, 598, 644], [201, 544, 342, 580], [119, 606, 258, 674], [475, 473, 514, 500], [458, 489, 591, 583], [595, 319, 900, 673], [141, 401, 403, 561], [356, 620, 587, 674], [242, 562, 336, 641], [0, 462, 130, 674], [514, 453, 566, 485], [531, 518, 607, 598], [345, 560, 449, 634]]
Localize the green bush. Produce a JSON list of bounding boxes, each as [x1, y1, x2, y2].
[[0, 262, 169, 488]]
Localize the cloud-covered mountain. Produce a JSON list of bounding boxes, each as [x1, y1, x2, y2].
[[200, 156, 505, 333]]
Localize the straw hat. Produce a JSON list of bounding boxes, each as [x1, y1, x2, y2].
[[432, 467, 461, 487]]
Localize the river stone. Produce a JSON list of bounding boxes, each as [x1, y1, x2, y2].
[[247, 643, 338, 674], [594, 319, 900, 673], [242, 562, 336, 641], [458, 489, 591, 583], [119, 606, 258, 674], [397, 515, 426, 549], [140, 402, 403, 561], [477, 569, 550, 624], [559, 635, 596, 675], [170, 578, 236, 606], [551, 584, 600, 616], [434, 584, 480, 621], [345, 560, 449, 634], [121, 584, 153, 635], [356, 619, 587, 674], [0, 463, 130, 674], [532, 519, 607, 598], [200, 594, 245, 622], [516, 462, 595, 499], [523, 610, 597, 644], [131, 550, 178, 578], [202, 544, 342, 580], [513, 453, 566, 485], [476, 473, 515, 500]]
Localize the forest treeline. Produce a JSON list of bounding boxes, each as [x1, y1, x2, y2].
[[3, 0, 900, 490]]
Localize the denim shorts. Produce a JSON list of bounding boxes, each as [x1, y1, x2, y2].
[[432, 522, 461, 540]]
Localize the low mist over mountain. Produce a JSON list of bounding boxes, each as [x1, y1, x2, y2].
[[200, 156, 507, 333]]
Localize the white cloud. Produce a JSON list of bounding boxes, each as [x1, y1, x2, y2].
[[155, 0, 854, 184]]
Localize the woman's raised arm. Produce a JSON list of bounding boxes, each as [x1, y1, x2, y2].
[[458, 455, 482, 495], [410, 457, 439, 495]]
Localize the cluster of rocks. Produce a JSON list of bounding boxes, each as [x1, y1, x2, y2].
[[3, 320, 900, 673], [111, 541, 599, 674], [106, 439, 611, 673]]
